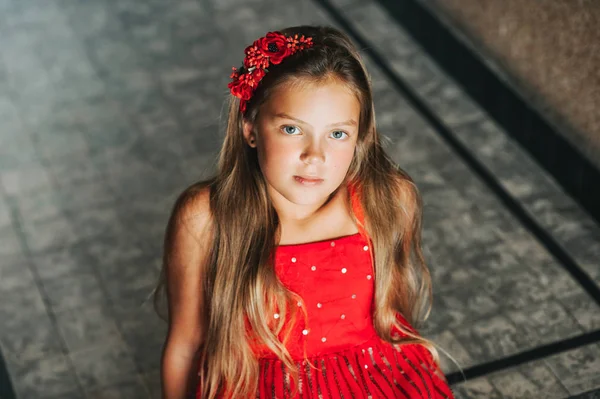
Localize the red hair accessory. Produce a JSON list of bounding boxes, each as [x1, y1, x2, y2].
[[228, 32, 314, 113]]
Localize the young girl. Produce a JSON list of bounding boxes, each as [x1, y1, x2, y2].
[[154, 25, 456, 399]]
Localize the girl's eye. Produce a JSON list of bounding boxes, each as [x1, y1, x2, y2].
[[283, 125, 300, 135], [331, 131, 348, 140]]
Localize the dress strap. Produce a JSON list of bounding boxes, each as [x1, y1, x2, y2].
[[348, 179, 376, 275], [348, 180, 368, 239]]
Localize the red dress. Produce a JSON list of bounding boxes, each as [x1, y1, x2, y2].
[[202, 182, 455, 398]]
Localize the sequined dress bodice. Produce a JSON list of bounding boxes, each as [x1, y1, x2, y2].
[[267, 231, 377, 359]]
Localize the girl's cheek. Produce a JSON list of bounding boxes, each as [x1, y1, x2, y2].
[[269, 140, 298, 155]]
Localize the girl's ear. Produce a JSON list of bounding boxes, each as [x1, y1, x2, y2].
[[242, 120, 257, 148]]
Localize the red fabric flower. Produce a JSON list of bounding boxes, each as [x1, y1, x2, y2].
[[255, 32, 291, 65], [228, 68, 266, 99], [228, 31, 314, 114], [227, 67, 266, 112], [227, 77, 251, 101]]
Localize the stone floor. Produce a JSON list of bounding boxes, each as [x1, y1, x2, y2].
[[0, 0, 598, 398]]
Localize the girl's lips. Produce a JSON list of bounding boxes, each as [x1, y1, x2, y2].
[[294, 176, 324, 184]]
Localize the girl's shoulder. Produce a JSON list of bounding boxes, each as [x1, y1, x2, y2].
[[169, 182, 214, 238]]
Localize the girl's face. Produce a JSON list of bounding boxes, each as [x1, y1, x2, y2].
[[244, 79, 361, 223]]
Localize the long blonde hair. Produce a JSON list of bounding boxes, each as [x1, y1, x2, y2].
[[154, 25, 453, 398]]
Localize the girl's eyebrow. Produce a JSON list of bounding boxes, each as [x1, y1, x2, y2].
[[273, 112, 357, 128]]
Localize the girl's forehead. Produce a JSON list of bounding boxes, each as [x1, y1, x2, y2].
[[277, 77, 355, 97], [263, 80, 361, 120]]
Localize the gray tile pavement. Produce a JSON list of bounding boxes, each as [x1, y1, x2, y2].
[[0, 0, 598, 397]]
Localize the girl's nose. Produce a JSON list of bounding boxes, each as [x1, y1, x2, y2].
[[301, 142, 326, 164]]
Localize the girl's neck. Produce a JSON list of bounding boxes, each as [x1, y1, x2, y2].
[[277, 183, 359, 245]]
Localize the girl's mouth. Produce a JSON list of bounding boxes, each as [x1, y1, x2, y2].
[[294, 176, 324, 185]]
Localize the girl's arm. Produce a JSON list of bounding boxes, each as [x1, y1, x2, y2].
[[161, 186, 213, 399]]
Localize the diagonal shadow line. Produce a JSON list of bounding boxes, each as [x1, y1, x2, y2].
[[313, 0, 600, 381], [0, 350, 15, 399], [445, 329, 600, 384], [567, 387, 600, 399]]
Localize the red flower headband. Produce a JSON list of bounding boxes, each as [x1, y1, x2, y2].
[[228, 32, 314, 113]]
